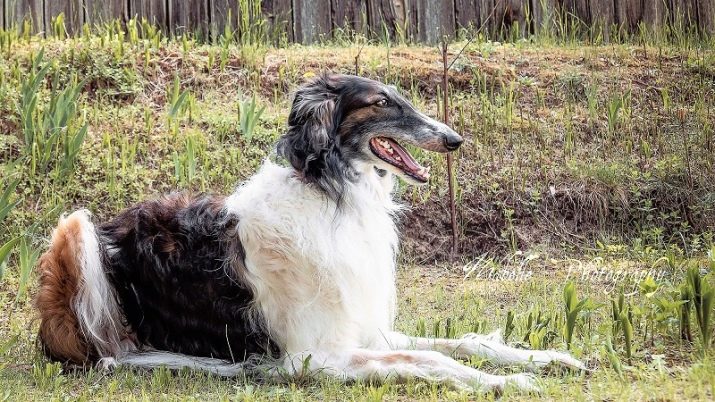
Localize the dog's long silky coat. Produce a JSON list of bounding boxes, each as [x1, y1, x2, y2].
[[36, 75, 584, 392]]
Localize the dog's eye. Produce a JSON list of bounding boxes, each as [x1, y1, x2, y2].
[[375, 98, 389, 107]]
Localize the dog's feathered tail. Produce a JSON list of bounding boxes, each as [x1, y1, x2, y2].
[[36, 210, 126, 364], [114, 351, 250, 376]]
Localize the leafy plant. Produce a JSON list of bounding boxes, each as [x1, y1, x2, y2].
[[166, 74, 190, 137], [238, 95, 265, 141], [685, 264, 715, 352], [523, 308, 552, 350], [504, 310, 515, 342], [0, 237, 21, 284], [15, 239, 40, 303], [0, 176, 21, 227], [563, 282, 590, 349], [20, 50, 88, 178], [612, 290, 634, 360], [603, 336, 623, 376], [606, 93, 622, 135], [32, 362, 65, 390]]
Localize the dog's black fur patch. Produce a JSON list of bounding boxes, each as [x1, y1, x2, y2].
[[98, 193, 278, 361]]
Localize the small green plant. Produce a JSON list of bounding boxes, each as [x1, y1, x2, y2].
[[51, 13, 67, 39], [0, 175, 21, 226], [504, 310, 515, 342], [15, 239, 40, 303], [0, 237, 21, 284], [166, 74, 190, 136], [173, 132, 205, 188], [366, 384, 389, 402], [20, 51, 88, 178], [523, 308, 553, 350], [685, 264, 715, 352], [32, 362, 65, 390], [612, 290, 634, 360], [563, 282, 590, 349], [606, 93, 622, 135], [150, 365, 173, 390], [603, 336, 623, 376], [238, 95, 265, 141]]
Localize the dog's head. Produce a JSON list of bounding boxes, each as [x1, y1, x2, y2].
[[277, 74, 463, 197]]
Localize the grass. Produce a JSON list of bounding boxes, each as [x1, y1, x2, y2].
[[0, 16, 714, 401]]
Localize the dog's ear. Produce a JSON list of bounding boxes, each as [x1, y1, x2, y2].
[[277, 75, 354, 202]]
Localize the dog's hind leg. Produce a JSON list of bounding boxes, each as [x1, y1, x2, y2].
[[383, 331, 586, 371], [281, 349, 538, 393]]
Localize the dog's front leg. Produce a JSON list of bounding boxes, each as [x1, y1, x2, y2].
[[384, 331, 586, 371], [280, 348, 538, 393]]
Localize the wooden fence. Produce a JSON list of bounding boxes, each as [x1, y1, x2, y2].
[[1, 0, 714, 43]]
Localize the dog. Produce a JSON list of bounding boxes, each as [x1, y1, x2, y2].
[[36, 74, 584, 392]]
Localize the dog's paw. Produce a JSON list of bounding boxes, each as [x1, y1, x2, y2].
[[541, 350, 587, 371], [505, 373, 540, 393], [461, 329, 504, 344], [97, 357, 119, 371]]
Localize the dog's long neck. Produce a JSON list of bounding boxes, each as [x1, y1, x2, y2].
[[225, 160, 401, 352]]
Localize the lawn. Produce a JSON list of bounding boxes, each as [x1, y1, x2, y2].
[[1, 20, 714, 401]]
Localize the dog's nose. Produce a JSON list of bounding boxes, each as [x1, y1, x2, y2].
[[443, 134, 464, 151]]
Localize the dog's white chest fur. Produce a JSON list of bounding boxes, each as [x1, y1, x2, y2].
[[225, 162, 400, 354]]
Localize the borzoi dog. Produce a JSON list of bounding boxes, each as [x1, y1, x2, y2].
[[36, 74, 584, 392]]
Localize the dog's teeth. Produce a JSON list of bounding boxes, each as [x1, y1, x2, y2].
[[387, 148, 394, 154], [395, 156, 402, 161]]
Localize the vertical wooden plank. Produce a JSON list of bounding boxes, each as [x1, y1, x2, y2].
[[193, 0, 210, 40], [45, 0, 84, 35], [168, 0, 187, 36], [366, 0, 399, 39], [392, 0, 406, 36], [293, 0, 331, 43], [11, 0, 43, 32], [86, 0, 129, 25], [129, 0, 167, 26], [211, 0, 239, 42], [417, 0, 455, 43], [698, 0, 715, 34], [642, 0, 666, 30], [263, 0, 294, 43], [573, 0, 590, 25], [84, 0, 115, 25], [669, 0, 696, 27], [625, 0, 645, 32], [508, 0, 529, 37], [168, 0, 208, 38], [531, 0, 558, 34], [404, 0, 420, 41], [590, 0, 614, 42], [455, 0, 480, 31], [1, 0, 5, 30], [612, 0, 627, 29], [333, 0, 367, 35]]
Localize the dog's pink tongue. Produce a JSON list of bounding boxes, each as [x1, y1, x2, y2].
[[385, 138, 423, 172]]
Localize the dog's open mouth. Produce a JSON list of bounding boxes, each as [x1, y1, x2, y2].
[[369, 137, 430, 183]]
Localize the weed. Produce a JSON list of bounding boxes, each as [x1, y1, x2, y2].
[[32, 362, 65, 391], [238, 95, 266, 142], [0, 237, 21, 284], [685, 264, 715, 352], [19, 51, 88, 178], [15, 239, 40, 303], [612, 290, 634, 360], [563, 282, 590, 349]]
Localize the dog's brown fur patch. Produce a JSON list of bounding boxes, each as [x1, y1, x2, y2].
[[35, 215, 94, 364]]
